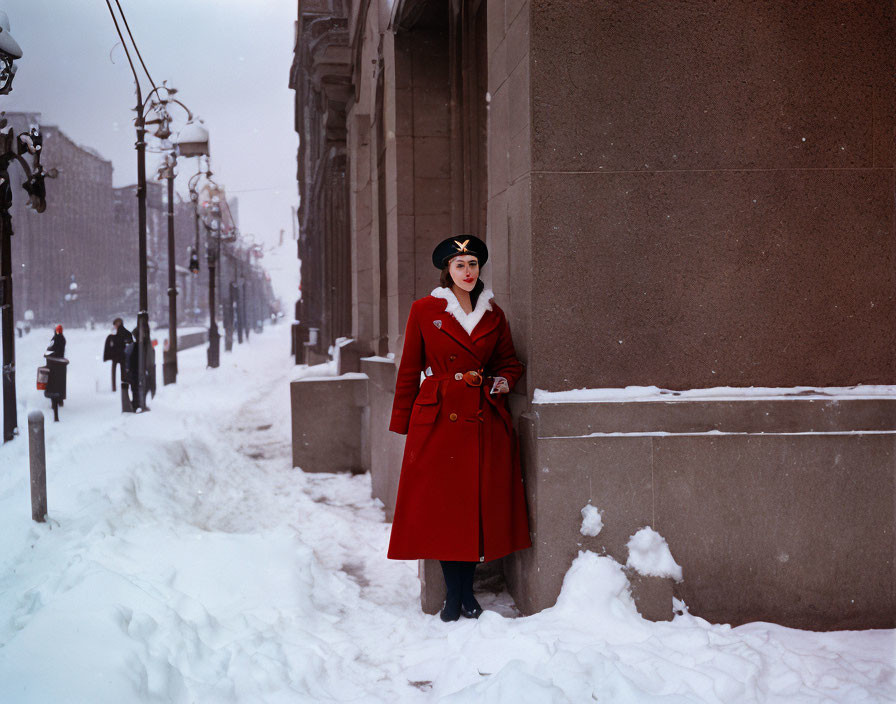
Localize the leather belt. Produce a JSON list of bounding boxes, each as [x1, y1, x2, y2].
[[426, 369, 485, 387]]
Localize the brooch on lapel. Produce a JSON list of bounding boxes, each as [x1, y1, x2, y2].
[[433, 320, 442, 329]]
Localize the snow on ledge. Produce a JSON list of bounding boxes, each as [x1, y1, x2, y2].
[[360, 354, 395, 364], [290, 361, 335, 381], [533, 385, 896, 404], [297, 372, 368, 382]]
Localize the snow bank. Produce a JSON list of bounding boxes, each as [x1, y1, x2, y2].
[[626, 527, 684, 581], [579, 504, 603, 537], [1, 326, 893, 703]]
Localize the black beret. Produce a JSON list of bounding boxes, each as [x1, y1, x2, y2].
[[431, 234, 488, 269]]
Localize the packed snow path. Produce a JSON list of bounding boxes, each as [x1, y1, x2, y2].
[[0, 326, 893, 703]]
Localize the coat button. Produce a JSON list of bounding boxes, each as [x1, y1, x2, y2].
[[449, 354, 456, 361], [449, 413, 458, 421], [454, 373, 463, 380]]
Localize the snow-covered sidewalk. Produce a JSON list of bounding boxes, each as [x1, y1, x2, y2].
[[0, 326, 893, 703]]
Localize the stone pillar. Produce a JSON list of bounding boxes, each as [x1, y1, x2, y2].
[[290, 6, 353, 357]]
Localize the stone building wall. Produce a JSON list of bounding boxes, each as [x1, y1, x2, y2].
[[291, 0, 895, 629], [523, 0, 895, 391], [500, 0, 894, 628], [112, 181, 168, 325]]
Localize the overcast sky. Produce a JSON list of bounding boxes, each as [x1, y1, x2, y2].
[[1, 0, 299, 304]]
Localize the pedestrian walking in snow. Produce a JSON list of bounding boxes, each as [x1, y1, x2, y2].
[[42, 325, 69, 421], [46, 324, 66, 358], [121, 322, 156, 410], [103, 318, 133, 392], [388, 235, 531, 622]]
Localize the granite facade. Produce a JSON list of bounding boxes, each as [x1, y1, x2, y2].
[[291, 0, 896, 628]]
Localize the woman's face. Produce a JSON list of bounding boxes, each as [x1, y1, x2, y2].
[[448, 255, 480, 292]]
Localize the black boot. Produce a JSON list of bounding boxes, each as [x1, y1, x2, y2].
[[439, 561, 463, 622], [460, 562, 482, 619]]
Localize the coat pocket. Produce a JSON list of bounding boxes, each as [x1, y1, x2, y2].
[[411, 381, 440, 425]]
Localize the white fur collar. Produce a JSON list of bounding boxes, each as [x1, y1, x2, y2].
[[430, 287, 494, 335]]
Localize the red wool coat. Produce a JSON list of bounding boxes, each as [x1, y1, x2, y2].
[[387, 288, 532, 562]]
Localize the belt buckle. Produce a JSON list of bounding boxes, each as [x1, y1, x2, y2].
[[462, 370, 483, 387]]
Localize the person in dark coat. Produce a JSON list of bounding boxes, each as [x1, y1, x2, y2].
[[123, 321, 156, 407], [44, 325, 68, 413], [388, 235, 531, 622], [46, 324, 66, 358], [103, 318, 133, 391]]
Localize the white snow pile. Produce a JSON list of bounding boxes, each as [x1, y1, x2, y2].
[[579, 503, 603, 536], [0, 326, 893, 703], [626, 526, 684, 581]]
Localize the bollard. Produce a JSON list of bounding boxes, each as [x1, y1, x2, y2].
[[28, 411, 47, 522]]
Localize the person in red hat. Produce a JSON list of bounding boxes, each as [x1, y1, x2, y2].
[[46, 324, 66, 358], [388, 234, 531, 621]]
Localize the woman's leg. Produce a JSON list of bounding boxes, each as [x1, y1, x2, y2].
[[460, 562, 482, 618], [439, 561, 463, 622]]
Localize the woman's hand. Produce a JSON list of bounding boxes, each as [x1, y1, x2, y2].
[[489, 376, 510, 395]]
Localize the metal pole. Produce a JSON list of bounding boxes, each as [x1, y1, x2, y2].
[[28, 411, 46, 522], [223, 243, 233, 352], [193, 206, 200, 324], [233, 249, 242, 344], [0, 188, 16, 442], [243, 248, 251, 340], [135, 105, 150, 411], [207, 229, 220, 368], [163, 167, 178, 385]]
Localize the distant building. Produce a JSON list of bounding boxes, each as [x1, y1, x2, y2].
[[112, 181, 170, 325], [7, 112, 117, 326], [5, 112, 218, 330]]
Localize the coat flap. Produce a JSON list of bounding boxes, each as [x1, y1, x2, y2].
[[471, 310, 501, 342], [436, 314, 481, 358], [415, 380, 440, 405]]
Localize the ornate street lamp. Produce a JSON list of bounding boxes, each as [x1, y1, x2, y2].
[[0, 14, 54, 442], [177, 121, 209, 158], [0, 12, 22, 96], [63, 274, 79, 326], [187, 167, 216, 366], [188, 178, 235, 368], [153, 103, 208, 386]]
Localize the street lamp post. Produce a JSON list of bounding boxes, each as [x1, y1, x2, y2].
[[63, 275, 79, 326], [176, 118, 210, 350], [134, 94, 151, 411], [187, 172, 235, 370], [0, 14, 53, 442], [158, 151, 178, 385], [223, 239, 233, 353], [144, 93, 206, 389], [187, 165, 219, 367], [234, 247, 243, 345], [207, 198, 221, 368]]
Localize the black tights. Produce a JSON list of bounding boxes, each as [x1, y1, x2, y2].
[[440, 560, 480, 617]]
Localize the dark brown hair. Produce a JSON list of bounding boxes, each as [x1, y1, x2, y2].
[[439, 264, 485, 309]]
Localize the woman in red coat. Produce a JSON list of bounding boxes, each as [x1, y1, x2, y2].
[[388, 235, 531, 621]]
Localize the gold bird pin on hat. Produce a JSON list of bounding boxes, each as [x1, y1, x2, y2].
[[432, 234, 489, 268]]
